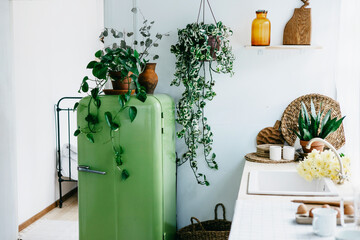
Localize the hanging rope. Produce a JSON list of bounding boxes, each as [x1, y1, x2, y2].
[[196, 0, 217, 24]]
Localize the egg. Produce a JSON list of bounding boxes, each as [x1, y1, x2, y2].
[[322, 204, 331, 209], [309, 208, 315, 218], [344, 204, 354, 215], [333, 207, 341, 218], [297, 204, 307, 214]]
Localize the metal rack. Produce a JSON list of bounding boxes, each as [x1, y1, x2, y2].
[[55, 97, 82, 208]]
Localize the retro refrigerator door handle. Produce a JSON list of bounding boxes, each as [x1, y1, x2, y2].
[[78, 165, 106, 175]]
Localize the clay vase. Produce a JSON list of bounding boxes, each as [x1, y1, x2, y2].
[[109, 71, 132, 90], [300, 140, 325, 153], [138, 63, 158, 94]]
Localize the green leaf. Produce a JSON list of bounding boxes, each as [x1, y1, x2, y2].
[[290, 128, 302, 139], [153, 43, 159, 47], [136, 90, 147, 102], [301, 102, 310, 126], [95, 50, 103, 58], [127, 32, 134, 37], [86, 133, 94, 143], [81, 82, 89, 92], [115, 154, 123, 166], [91, 88, 99, 100], [124, 91, 131, 102], [74, 129, 81, 136], [153, 55, 159, 60], [204, 181, 210, 186], [310, 99, 317, 119], [121, 169, 130, 180], [82, 76, 89, 83], [111, 122, 119, 131], [73, 102, 79, 111], [156, 33, 162, 39], [104, 112, 113, 127], [129, 106, 137, 122], [86, 61, 98, 69], [131, 7, 138, 13], [303, 129, 313, 141], [321, 110, 331, 132], [118, 95, 125, 108], [134, 49, 139, 59]]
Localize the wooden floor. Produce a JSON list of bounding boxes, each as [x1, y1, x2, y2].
[[19, 194, 79, 239], [43, 194, 78, 221]]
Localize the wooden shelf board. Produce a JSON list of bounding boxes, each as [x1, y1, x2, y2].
[[244, 45, 322, 50]]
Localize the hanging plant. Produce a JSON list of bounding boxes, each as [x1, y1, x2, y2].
[[170, 21, 235, 185]]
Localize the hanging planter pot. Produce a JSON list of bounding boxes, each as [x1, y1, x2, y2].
[[207, 35, 221, 60]]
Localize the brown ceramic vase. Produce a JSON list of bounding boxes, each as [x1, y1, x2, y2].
[[300, 140, 325, 153], [138, 63, 158, 94], [109, 71, 132, 90]]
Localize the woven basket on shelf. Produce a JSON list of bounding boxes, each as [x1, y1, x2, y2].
[[280, 93, 345, 150], [177, 203, 231, 240]]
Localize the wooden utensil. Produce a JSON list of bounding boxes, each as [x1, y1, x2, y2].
[[291, 200, 354, 207], [256, 120, 284, 145], [283, 0, 311, 45]]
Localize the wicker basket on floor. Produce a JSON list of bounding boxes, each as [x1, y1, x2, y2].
[[177, 203, 231, 240]]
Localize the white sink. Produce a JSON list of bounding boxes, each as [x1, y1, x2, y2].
[[247, 170, 339, 196]]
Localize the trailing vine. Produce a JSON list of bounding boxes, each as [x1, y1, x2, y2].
[[170, 22, 234, 185]]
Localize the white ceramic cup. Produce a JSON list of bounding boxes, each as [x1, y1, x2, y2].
[[269, 146, 282, 161], [312, 208, 337, 237], [283, 146, 295, 160]]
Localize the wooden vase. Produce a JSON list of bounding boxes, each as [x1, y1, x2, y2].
[[138, 63, 158, 94]]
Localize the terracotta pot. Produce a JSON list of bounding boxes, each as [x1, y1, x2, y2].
[[109, 71, 132, 90], [206, 36, 221, 60], [300, 140, 325, 153], [138, 63, 158, 94]]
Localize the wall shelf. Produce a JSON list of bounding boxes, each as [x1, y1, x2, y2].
[[244, 45, 322, 50]]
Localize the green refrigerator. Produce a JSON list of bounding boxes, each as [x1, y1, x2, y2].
[[77, 94, 176, 240]]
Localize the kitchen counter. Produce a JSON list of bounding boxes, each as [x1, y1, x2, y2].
[[229, 160, 357, 240]]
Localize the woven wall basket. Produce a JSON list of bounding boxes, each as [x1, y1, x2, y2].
[[177, 203, 231, 240], [280, 93, 345, 149]]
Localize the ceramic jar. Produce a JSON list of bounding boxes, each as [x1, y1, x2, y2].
[[251, 10, 271, 46], [138, 63, 158, 94]]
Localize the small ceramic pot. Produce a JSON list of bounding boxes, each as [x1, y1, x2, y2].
[[300, 140, 325, 153], [109, 71, 132, 90], [138, 63, 158, 94]]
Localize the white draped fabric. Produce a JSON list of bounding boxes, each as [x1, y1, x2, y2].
[[336, 0, 360, 183]]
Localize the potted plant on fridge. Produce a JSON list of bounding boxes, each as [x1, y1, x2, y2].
[[74, 8, 167, 180], [170, 19, 235, 185], [291, 100, 345, 153]]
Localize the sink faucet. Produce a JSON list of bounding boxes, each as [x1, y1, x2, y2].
[[306, 138, 347, 184]]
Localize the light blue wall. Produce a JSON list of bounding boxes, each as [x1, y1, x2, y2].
[[105, 0, 340, 228], [0, 0, 18, 238]]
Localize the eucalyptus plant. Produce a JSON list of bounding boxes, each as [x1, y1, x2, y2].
[[291, 100, 345, 141], [74, 8, 168, 180], [170, 22, 235, 185]]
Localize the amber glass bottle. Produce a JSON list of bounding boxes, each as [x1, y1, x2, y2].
[[251, 10, 271, 46]]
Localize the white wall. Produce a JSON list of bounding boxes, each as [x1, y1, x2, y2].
[[0, 0, 18, 239], [12, 0, 104, 224], [105, 0, 341, 228]]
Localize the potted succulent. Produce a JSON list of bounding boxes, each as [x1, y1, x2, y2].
[[291, 100, 345, 153], [170, 21, 235, 185]]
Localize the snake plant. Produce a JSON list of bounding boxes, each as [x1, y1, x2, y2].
[[291, 100, 345, 141]]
